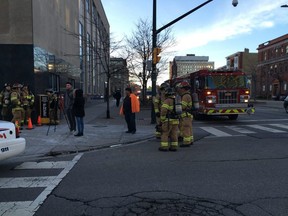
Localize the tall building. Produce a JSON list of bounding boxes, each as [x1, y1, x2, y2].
[[171, 54, 214, 79], [110, 58, 129, 97], [257, 34, 288, 99], [0, 0, 109, 97]]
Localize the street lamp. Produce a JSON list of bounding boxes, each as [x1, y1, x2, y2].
[[151, 0, 239, 123]]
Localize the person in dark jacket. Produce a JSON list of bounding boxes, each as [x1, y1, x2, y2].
[[64, 82, 76, 132], [73, 89, 85, 136], [113, 90, 122, 107]]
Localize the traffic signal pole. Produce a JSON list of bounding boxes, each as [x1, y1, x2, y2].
[[151, 0, 213, 124]]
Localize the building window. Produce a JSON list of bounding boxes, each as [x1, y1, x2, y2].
[[86, 0, 90, 14], [286, 45, 288, 54]]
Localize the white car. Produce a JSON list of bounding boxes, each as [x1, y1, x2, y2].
[[0, 121, 26, 161]]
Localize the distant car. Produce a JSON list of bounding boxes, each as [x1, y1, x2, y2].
[[0, 121, 26, 161]]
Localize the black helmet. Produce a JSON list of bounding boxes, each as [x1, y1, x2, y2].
[[160, 82, 169, 91], [4, 83, 11, 88], [165, 87, 175, 96]]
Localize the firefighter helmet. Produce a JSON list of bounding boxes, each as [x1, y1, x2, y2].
[[160, 82, 169, 91], [4, 83, 11, 88], [165, 87, 175, 96], [176, 81, 190, 89], [12, 83, 21, 89]]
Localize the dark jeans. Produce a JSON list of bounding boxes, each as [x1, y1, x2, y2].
[[124, 112, 136, 132], [66, 108, 76, 131], [76, 116, 84, 134]]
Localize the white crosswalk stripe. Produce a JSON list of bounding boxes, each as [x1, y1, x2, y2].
[[200, 123, 288, 137], [246, 125, 286, 133], [0, 153, 83, 216], [200, 127, 232, 137]]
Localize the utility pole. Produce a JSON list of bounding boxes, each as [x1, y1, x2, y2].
[[151, 0, 214, 124]]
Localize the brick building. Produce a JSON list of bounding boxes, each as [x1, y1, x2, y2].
[[257, 34, 288, 99]]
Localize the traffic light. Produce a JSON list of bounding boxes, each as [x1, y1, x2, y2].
[[153, 47, 161, 64]]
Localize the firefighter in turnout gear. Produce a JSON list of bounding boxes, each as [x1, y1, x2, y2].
[[0, 83, 12, 121], [153, 82, 169, 139], [10, 83, 24, 125], [21, 84, 35, 124], [175, 81, 193, 147], [159, 87, 179, 152]]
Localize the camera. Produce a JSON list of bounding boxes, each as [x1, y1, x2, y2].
[[232, 0, 238, 7]]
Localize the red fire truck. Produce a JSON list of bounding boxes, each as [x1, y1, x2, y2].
[[171, 69, 255, 120]]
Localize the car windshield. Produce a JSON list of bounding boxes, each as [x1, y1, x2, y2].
[[205, 75, 248, 89]]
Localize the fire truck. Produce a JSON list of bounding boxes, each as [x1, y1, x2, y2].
[[171, 69, 255, 120]]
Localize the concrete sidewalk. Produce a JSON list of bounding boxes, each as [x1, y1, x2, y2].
[[19, 99, 155, 159]]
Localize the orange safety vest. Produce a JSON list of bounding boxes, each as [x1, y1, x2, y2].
[[120, 93, 140, 115]]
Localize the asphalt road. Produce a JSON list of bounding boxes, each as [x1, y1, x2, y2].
[[34, 102, 288, 216]]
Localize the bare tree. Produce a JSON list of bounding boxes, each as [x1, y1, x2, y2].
[[125, 18, 175, 104]]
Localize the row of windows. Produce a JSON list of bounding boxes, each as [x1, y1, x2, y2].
[[260, 44, 288, 61]]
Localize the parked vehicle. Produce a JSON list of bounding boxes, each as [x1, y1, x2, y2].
[[284, 96, 288, 113], [0, 121, 26, 161]]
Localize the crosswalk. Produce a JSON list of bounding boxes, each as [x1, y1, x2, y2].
[[200, 123, 288, 137], [0, 153, 83, 216]]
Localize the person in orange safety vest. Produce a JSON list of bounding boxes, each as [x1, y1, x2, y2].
[[120, 87, 140, 134]]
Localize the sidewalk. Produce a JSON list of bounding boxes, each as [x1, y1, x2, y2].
[[19, 99, 155, 159]]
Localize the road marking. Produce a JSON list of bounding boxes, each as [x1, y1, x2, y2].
[[225, 126, 255, 134], [245, 125, 286, 133], [0, 153, 83, 216], [15, 161, 70, 169], [200, 127, 232, 137], [269, 123, 288, 130]]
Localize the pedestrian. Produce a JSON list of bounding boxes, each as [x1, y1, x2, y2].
[[0, 83, 12, 121], [120, 87, 140, 134], [113, 90, 122, 107], [64, 81, 76, 133], [73, 89, 85, 136]]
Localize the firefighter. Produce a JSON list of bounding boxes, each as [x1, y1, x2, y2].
[[46, 89, 59, 125], [175, 81, 193, 147], [153, 82, 169, 139], [0, 83, 12, 121], [159, 87, 179, 152], [10, 83, 24, 125], [21, 84, 35, 124]]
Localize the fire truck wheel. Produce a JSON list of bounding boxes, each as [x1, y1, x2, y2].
[[228, 114, 238, 120]]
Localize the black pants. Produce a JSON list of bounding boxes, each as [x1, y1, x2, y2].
[[116, 99, 120, 107], [124, 112, 136, 132], [66, 108, 76, 131]]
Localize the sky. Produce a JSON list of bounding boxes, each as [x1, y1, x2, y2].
[[102, 0, 288, 83]]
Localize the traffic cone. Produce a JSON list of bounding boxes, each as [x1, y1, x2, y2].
[[26, 118, 34, 130], [37, 115, 42, 126]]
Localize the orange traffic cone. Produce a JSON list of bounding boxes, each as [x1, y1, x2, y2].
[[26, 118, 34, 130], [37, 115, 42, 126]]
